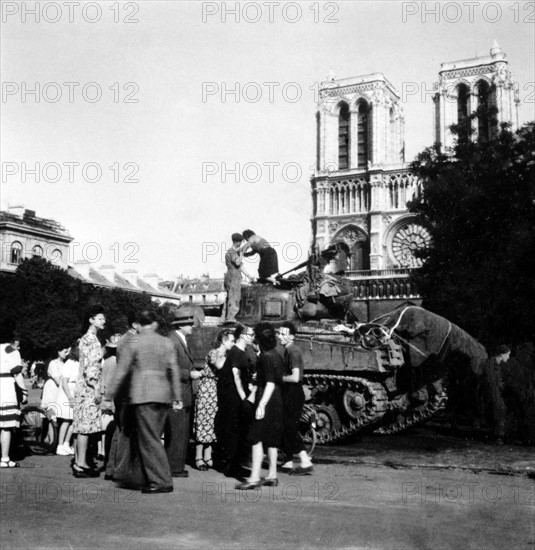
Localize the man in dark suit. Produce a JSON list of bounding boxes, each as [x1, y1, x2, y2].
[[166, 309, 201, 477], [111, 310, 182, 494], [105, 313, 140, 480]]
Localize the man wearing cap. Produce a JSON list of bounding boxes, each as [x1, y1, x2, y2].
[[166, 308, 201, 477], [224, 233, 253, 323]]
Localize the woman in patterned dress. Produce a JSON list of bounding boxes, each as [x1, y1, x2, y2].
[[193, 329, 234, 470], [72, 306, 105, 478]]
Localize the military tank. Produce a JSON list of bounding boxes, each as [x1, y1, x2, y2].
[[186, 276, 488, 446]]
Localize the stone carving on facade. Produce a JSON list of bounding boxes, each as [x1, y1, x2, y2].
[[491, 63, 515, 90], [391, 223, 432, 268], [370, 85, 386, 105], [336, 228, 367, 246], [328, 221, 339, 232], [382, 215, 392, 225], [443, 65, 492, 79], [391, 102, 403, 120]]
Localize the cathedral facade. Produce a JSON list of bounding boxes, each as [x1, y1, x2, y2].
[[310, 42, 519, 285]]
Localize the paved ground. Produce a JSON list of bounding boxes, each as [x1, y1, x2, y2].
[[314, 424, 535, 476], [2, 427, 534, 550]]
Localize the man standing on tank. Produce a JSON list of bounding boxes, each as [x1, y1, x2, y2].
[[224, 233, 253, 324]]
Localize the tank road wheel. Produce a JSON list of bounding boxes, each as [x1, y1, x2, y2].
[[342, 379, 388, 427], [314, 405, 342, 444]]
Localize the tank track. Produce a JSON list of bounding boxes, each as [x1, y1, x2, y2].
[[375, 381, 448, 435], [302, 374, 448, 443], [303, 374, 388, 444]]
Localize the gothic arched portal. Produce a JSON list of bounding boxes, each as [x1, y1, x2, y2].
[[332, 225, 370, 273]]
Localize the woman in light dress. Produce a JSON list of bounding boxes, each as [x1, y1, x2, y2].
[[55, 346, 80, 455], [41, 344, 70, 446]]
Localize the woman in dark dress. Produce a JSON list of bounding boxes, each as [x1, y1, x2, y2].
[[241, 229, 279, 281], [214, 324, 254, 477], [235, 322, 284, 490]]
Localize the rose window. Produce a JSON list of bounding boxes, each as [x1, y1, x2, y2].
[[391, 224, 432, 268]]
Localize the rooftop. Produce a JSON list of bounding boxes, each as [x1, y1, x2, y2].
[[0, 209, 71, 238]]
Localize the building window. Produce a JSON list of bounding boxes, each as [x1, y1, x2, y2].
[[357, 102, 370, 169], [51, 249, 62, 263], [189, 296, 193, 302], [214, 294, 218, 301], [32, 245, 43, 257], [338, 103, 350, 170], [457, 83, 469, 123], [476, 80, 494, 141], [202, 294, 206, 303], [10, 242, 23, 264]]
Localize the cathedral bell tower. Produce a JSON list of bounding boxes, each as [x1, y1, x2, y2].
[[311, 73, 425, 275], [434, 41, 520, 148]]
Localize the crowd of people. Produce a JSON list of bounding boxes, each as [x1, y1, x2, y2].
[[0, 305, 313, 494]]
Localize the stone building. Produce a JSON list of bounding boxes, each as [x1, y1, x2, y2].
[[0, 206, 72, 273], [0, 205, 182, 305], [168, 275, 225, 309], [434, 40, 519, 148], [310, 43, 519, 317]]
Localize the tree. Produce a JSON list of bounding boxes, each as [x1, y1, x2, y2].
[[0, 257, 168, 361], [408, 119, 535, 349]]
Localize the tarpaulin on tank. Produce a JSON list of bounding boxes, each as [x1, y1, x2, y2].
[[379, 306, 487, 374]]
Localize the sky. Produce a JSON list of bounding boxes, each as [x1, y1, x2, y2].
[[2, 0, 534, 281]]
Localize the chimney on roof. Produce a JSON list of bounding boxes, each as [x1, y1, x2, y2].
[[8, 204, 25, 218], [122, 269, 139, 287], [143, 273, 161, 289], [74, 260, 91, 279], [99, 265, 116, 282]]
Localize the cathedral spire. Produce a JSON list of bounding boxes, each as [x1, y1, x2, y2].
[[491, 39, 505, 59]]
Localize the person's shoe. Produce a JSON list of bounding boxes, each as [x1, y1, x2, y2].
[[290, 465, 313, 476], [64, 445, 75, 455], [0, 459, 20, 468], [172, 470, 189, 478], [235, 480, 263, 490], [262, 478, 279, 487], [141, 486, 173, 494], [72, 464, 89, 478], [195, 459, 208, 471], [280, 461, 293, 473], [77, 465, 100, 478], [104, 474, 114, 481], [56, 445, 70, 456]]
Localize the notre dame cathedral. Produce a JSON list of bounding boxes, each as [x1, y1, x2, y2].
[[310, 41, 519, 297]]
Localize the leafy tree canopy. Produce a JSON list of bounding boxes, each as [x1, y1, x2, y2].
[[0, 257, 174, 361], [409, 116, 535, 348]]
